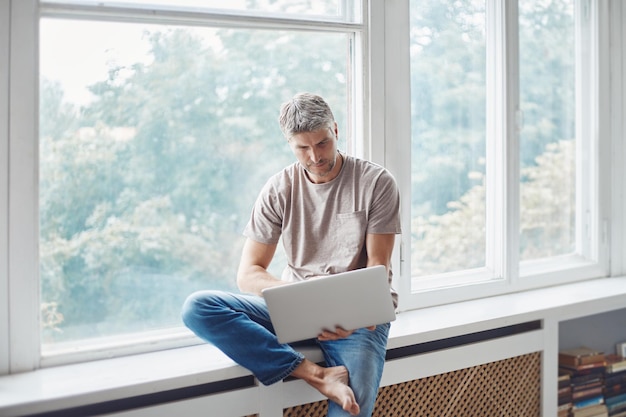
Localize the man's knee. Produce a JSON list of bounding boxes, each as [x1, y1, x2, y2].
[[181, 290, 227, 327]]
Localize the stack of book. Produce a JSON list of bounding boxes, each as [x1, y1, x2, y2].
[[559, 369, 573, 416], [605, 354, 626, 416], [559, 347, 607, 417]]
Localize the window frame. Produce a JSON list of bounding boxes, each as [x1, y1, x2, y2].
[[395, 0, 612, 311], [5, 0, 372, 371], [610, 0, 626, 278], [516, 0, 610, 288], [0, 0, 11, 377], [5, 0, 41, 374], [0, 0, 618, 373]]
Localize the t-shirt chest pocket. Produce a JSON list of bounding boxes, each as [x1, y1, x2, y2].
[[334, 210, 367, 257]]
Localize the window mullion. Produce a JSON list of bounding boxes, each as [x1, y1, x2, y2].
[[377, 0, 411, 311], [366, 0, 383, 163], [0, 0, 10, 376], [486, 0, 520, 285], [610, 0, 626, 276], [8, 0, 40, 373], [577, 0, 610, 270], [504, 0, 521, 285]]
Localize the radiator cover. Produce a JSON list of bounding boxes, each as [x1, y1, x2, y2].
[[280, 352, 542, 417]]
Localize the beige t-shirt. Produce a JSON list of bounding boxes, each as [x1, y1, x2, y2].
[[243, 153, 401, 306]]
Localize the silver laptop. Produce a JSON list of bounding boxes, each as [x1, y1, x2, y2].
[[262, 265, 396, 344]]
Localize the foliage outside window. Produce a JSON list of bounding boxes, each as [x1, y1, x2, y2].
[[409, 0, 487, 277], [519, 0, 575, 261], [39, 2, 353, 353], [409, 0, 576, 282], [13, 0, 599, 365]]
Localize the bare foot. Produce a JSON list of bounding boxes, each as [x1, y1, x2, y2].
[[316, 366, 360, 415], [291, 359, 360, 415]]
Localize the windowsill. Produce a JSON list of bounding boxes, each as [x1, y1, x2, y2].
[[1, 276, 626, 416]]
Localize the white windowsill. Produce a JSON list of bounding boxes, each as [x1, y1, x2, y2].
[[1, 276, 626, 416]]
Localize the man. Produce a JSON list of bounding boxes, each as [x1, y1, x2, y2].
[[182, 92, 401, 416]]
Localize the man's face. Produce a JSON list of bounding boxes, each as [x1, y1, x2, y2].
[[288, 124, 340, 184]]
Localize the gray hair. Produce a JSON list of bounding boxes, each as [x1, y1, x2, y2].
[[278, 92, 335, 139]]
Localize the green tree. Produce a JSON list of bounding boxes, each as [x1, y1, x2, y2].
[[413, 140, 574, 276], [40, 20, 348, 341], [410, 0, 576, 275], [410, 0, 486, 217], [519, 0, 575, 167]]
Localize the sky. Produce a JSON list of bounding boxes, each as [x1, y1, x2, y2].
[[39, 1, 344, 106], [40, 18, 153, 105]]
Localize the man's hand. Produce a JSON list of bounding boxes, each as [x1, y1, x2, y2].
[[317, 325, 376, 341]]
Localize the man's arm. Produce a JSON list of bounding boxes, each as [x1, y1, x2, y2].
[[236, 237, 285, 296], [365, 232, 396, 272]]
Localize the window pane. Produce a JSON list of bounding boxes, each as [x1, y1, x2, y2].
[[39, 18, 349, 348], [409, 0, 487, 278], [42, 0, 360, 23], [519, 0, 575, 261]]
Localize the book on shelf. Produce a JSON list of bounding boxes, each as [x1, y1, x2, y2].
[[571, 403, 608, 417], [607, 392, 626, 412], [559, 391, 572, 405], [560, 370, 572, 387], [573, 386, 604, 402], [560, 360, 607, 372], [606, 354, 626, 374], [558, 402, 572, 417], [573, 395, 605, 410], [609, 403, 626, 415], [560, 362, 607, 379], [608, 393, 626, 405], [558, 348, 626, 417], [560, 347, 605, 368], [605, 370, 626, 387], [558, 369, 573, 405], [606, 374, 626, 395], [604, 379, 626, 399], [560, 367, 605, 389], [572, 379, 603, 392]]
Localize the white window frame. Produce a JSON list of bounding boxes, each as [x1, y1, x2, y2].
[[390, 0, 612, 312], [4, 0, 371, 371], [610, 0, 626, 278], [0, 0, 619, 373], [5, 0, 41, 374], [518, 0, 610, 288], [0, 0, 11, 377]]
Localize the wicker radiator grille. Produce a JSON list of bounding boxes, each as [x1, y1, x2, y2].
[[280, 352, 542, 417]]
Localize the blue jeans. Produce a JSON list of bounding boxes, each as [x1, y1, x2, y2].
[[181, 290, 390, 417]]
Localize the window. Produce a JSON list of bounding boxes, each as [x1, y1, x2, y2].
[[1, 0, 613, 372], [409, 0, 487, 279], [34, 0, 361, 364], [518, 0, 576, 262], [405, 0, 607, 308]]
